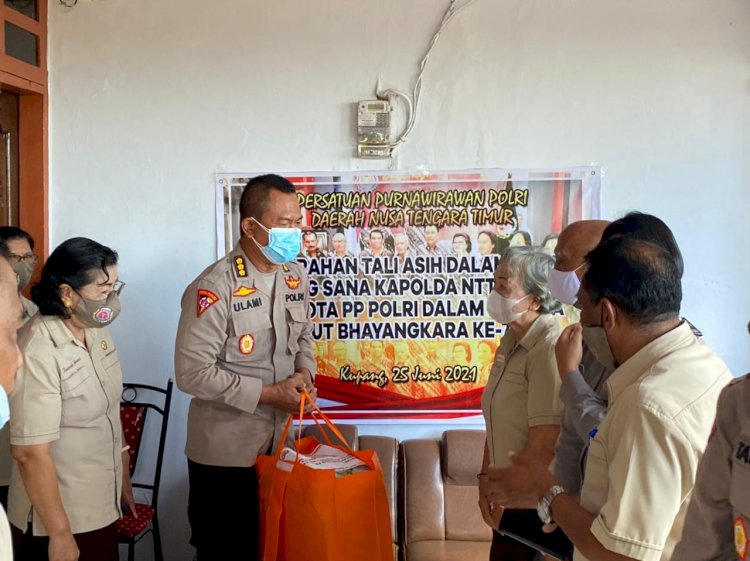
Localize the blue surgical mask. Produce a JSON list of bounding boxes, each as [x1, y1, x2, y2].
[[251, 218, 302, 265], [0, 386, 9, 428]]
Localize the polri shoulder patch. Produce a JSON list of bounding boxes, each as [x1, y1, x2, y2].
[[197, 289, 219, 317]]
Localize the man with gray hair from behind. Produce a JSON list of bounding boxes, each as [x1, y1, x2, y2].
[[0, 239, 25, 561]]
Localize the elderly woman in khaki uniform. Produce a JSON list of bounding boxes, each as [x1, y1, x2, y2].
[[478, 246, 563, 561], [8, 238, 135, 561]]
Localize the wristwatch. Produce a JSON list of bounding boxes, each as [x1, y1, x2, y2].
[[536, 485, 566, 524]]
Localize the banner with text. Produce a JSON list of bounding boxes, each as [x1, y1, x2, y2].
[[216, 168, 602, 422]]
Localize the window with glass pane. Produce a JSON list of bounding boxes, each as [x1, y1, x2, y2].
[[4, 21, 38, 66], [4, 0, 37, 20]]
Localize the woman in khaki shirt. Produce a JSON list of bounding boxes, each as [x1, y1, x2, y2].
[[8, 238, 136, 561], [478, 246, 563, 561]]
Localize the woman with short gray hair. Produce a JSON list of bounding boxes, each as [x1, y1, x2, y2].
[[478, 246, 564, 560]]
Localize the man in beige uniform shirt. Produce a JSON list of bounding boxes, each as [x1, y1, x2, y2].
[[486, 236, 731, 561], [0, 227, 38, 511], [0, 241, 24, 561], [175, 174, 316, 561]]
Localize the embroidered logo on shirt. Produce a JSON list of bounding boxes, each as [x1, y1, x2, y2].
[[197, 289, 219, 317], [232, 285, 257, 298], [735, 517, 748, 560], [284, 276, 301, 290], [234, 256, 247, 278], [238, 334, 256, 355]]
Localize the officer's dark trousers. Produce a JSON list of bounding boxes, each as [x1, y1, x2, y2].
[[188, 459, 259, 561], [491, 529, 540, 561], [12, 522, 118, 561]]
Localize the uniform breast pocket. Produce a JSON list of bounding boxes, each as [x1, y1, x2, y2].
[[60, 367, 102, 424], [228, 310, 273, 362], [101, 350, 123, 399], [580, 437, 609, 512], [499, 369, 526, 386], [286, 305, 307, 355]]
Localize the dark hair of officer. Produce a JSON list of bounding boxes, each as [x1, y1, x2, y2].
[[0, 239, 9, 260], [602, 212, 684, 277], [31, 237, 118, 319], [582, 236, 681, 325], [239, 174, 296, 222], [0, 226, 34, 250]]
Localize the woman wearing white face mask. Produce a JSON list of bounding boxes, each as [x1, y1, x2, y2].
[[8, 238, 134, 561], [477, 246, 564, 561]]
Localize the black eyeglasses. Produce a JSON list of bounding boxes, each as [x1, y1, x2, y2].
[[9, 253, 38, 264]]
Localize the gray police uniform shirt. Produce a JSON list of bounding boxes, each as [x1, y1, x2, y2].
[[174, 245, 316, 468], [672, 373, 750, 561], [554, 344, 613, 496]]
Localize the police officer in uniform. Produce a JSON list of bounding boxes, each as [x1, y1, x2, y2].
[[672, 355, 750, 560], [0, 227, 39, 510], [175, 174, 316, 561]]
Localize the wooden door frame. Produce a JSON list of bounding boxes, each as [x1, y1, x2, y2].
[[0, 1, 48, 258]]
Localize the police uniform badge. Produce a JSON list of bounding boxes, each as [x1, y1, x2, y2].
[[238, 334, 256, 355], [233, 285, 257, 298], [736, 517, 748, 560], [197, 289, 219, 317], [234, 256, 247, 278], [284, 276, 301, 290]]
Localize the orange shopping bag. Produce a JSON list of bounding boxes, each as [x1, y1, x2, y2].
[[256, 391, 392, 561]]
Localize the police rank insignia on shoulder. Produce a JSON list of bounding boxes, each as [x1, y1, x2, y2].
[[197, 289, 219, 317], [735, 517, 748, 560], [284, 276, 301, 290], [234, 256, 247, 278], [232, 285, 257, 298]]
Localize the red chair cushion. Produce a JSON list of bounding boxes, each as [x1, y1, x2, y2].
[[120, 405, 146, 476], [116, 503, 155, 538]]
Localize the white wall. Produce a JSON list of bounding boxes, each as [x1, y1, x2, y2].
[[48, 0, 750, 559]]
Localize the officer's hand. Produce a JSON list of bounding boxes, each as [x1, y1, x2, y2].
[[292, 370, 315, 394], [555, 323, 583, 378], [48, 531, 79, 561], [261, 377, 305, 413], [291, 370, 316, 412]]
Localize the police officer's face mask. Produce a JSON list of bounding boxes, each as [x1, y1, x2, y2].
[[72, 291, 121, 328], [11, 261, 34, 291], [251, 218, 302, 265]]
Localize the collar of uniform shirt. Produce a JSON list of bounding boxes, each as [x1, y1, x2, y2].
[[604, 321, 694, 405]]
